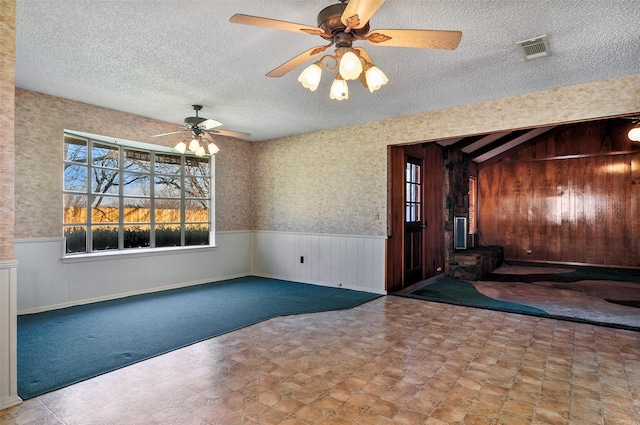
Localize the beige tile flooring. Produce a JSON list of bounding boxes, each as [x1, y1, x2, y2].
[[2, 296, 640, 424]]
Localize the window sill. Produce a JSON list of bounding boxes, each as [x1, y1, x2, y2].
[[61, 244, 218, 264]]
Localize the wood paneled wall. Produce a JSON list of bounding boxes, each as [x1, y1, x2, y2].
[[478, 119, 640, 267]]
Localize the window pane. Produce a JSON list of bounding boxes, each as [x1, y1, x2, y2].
[[155, 153, 181, 175], [91, 169, 119, 194], [64, 194, 87, 224], [185, 177, 209, 198], [92, 225, 118, 250], [155, 176, 181, 198], [156, 224, 181, 247], [64, 164, 88, 192], [92, 195, 119, 223], [155, 198, 181, 223], [124, 225, 150, 248], [123, 197, 150, 223], [64, 135, 88, 163], [64, 226, 86, 253], [186, 224, 209, 246], [92, 143, 119, 168], [185, 156, 210, 177], [185, 199, 209, 222], [123, 173, 150, 196], [124, 149, 151, 173]]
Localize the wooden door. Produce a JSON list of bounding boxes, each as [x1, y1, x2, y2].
[[387, 144, 444, 291], [404, 155, 425, 285]]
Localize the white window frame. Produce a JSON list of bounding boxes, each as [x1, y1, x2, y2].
[[63, 130, 215, 256]]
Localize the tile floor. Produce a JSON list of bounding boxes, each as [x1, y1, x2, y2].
[[2, 296, 640, 424]]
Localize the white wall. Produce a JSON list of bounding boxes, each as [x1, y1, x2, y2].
[[15, 230, 386, 313], [15, 231, 253, 314], [252, 231, 386, 294]]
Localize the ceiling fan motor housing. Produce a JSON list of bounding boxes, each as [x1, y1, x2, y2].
[[317, 2, 370, 40]]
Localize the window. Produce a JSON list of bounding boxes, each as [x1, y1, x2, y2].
[[468, 176, 477, 235], [405, 158, 422, 223], [63, 131, 212, 254]]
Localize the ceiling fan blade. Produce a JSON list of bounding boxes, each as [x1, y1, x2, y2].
[[208, 129, 251, 139], [341, 0, 385, 30], [266, 45, 329, 78], [365, 29, 462, 50], [151, 130, 188, 138], [198, 118, 223, 130], [229, 14, 329, 37]]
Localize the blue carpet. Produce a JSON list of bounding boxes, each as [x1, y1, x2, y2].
[[18, 276, 381, 399], [408, 276, 549, 316]]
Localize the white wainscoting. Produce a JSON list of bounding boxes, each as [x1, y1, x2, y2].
[[252, 231, 387, 294], [14, 231, 253, 314], [0, 261, 21, 409]]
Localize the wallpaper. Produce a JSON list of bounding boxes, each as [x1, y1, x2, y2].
[[12, 74, 640, 239], [14, 89, 254, 238], [253, 74, 640, 236], [0, 0, 15, 260]]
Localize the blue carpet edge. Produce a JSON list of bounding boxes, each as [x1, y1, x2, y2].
[[17, 278, 383, 400], [392, 293, 640, 333]]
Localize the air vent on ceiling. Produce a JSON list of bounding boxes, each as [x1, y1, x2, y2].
[[516, 35, 550, 60]]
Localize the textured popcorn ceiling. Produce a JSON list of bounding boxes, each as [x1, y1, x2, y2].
[[15, 0, 640, 141]]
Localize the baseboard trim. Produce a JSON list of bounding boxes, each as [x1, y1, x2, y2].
[[0, 395, 22, 410]]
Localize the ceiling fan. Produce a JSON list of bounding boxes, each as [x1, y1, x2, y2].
[[229, 0, 462, 99], [151, 105, 251, 156]]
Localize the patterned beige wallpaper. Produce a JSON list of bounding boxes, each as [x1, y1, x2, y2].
[[13, 75, 640, 239], [253, 74, 640, 236], [0, 0, 15, 260], [14, 89, 254, 238]]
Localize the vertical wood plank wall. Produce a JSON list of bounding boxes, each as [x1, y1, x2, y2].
[[478, 120, 640, 267]]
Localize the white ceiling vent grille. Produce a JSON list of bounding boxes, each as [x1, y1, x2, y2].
[[516, 35, 550, 60]]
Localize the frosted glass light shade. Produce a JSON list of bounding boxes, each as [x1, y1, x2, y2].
[[365, 66, 389, 93], [195, 145, 206, 156], [628, 126, 640, 142], [330, 77, 349, 100], [208, 142, 220, 155], [188, 138, 201, 152], [174, 141, 187, 154], [339, 51, 363, 80], [298, 63, 322, 91]]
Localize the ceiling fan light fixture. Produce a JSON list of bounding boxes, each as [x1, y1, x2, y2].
[[208, 142, 220, 155], [174, 140, 187, 154], [189, 138, 201, 152], [330, 74, 349, 100], [298, 61, 323, 91], [364, 64, 388, 93], [195, 145, 206, 157], [629, 124, 640, 142], [338, 50, 363, 81]]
